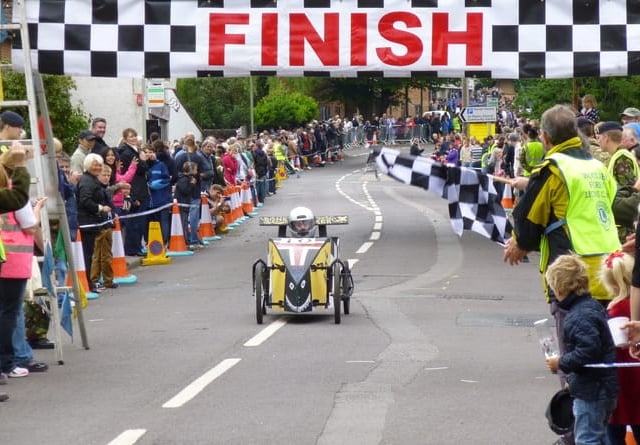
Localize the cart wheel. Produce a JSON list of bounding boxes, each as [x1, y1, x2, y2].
[[341, 263, 352, 315], [333, 264, 341, 324], [255, 263, 265, 324]]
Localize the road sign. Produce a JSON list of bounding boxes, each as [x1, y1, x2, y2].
[[460, 107, 497, 123], [147, 83, 165, 108]]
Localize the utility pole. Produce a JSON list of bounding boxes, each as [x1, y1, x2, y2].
[[461, 77, 470, 137]]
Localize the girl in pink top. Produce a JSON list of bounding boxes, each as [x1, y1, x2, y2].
[[103, 147, 137, 213]]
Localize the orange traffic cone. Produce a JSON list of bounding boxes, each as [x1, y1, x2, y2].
[[501, 183, 514, 211], [627, 428, 638, 445], [111, 217, 137, 283], [372, 131, 377, 145], [241, 182, 256, 216], [67, 230, 99, 300], [230, 185, 244, 226], [167, 200, 194, 257], [199, 194, 221, 241]]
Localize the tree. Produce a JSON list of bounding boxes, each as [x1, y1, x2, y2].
[[513, 77, 640, 121], [176, 77, 252, 129], [254, 89, 318, 130], [1, 71, 89, 153]]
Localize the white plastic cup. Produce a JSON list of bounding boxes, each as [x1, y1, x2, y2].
[[608, 316, 630, 347], [534, 318, 559, 359]]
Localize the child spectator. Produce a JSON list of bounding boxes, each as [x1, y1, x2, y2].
[[174, 161, 200, 249], [90, 164, 118, 290], [599, 251, 640, 444], [545, 254, 618, 445]]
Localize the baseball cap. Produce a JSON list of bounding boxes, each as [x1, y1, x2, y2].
[[621, 107, 640, 117], [595, 121, 623, 135], [79, 130, 97, 141], [0, 110, 25, 128]]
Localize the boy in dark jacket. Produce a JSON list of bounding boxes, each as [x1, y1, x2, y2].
[[174, 162, 200, 249], [545, 254, 618, 445]]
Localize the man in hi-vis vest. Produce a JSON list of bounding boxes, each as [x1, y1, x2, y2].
[[503, 105, 620, 409]]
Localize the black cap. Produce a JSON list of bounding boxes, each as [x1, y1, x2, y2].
[[79, 130, 97, 141], [595, 121, 623, 135], [0, 110, 25, 128]]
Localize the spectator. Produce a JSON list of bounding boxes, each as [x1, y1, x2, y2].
[[4, 197, 48, 381], [118, 128, 150, 257], [89, 164, 118, 291], [620, 107, 640, 125], [545, 254, 617, 445], [70, 130, 96, 175], [579, 94, 601, 123], [174, 161, 201, 250], [504, 105, 620, 445], [77, 153, 110, 293], [147, 144, 172, 245], [598, 252, 640, 444], [90, 117, 109, 156], [595, 121, 638, 188], [410, 138, 424, 157]]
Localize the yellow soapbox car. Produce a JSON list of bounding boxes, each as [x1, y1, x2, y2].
[[252, 215, 354, 324]]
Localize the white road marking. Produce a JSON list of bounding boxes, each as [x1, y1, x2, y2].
[[356, 242, 373, 254], [243, 319, 288, 347], [347, 258, 359, 269], [107, 429, 146, 445], [460, 379, 478, 383], [373, 222, 382, 231], [346, 360, 376, 363], [370, 232, 381, 241], [424, 367, 449, 371], [162, 358, 241, 408]]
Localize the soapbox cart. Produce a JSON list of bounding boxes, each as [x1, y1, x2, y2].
[[252, 215, 354, 324]]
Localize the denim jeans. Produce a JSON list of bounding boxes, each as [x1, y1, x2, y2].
[[256, 176, 266, 203], [0, 278, 27, 373], [573, 393, 616, 445], [187, 199, 202, 245], [12, 298, 33, 365]]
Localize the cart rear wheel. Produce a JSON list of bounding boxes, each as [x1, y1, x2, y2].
[[255, 263, 265, 324], [333, 264, 341, 324]]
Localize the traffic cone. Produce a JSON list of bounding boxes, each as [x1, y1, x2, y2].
[[372, 131, 377, 145], [141, 221, 173, 265], [230, 185, 244, 226], [627, 427, 638, 445], [241, 182, 257, 216], [501, 183, 514, 211], [111, 216, 138, 283], [166, 200, 195, 257], [199, 194, 221, 241], [67, 230, 99, 300]]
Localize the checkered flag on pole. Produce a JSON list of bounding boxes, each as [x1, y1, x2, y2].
[[376, 147, 512, 244]]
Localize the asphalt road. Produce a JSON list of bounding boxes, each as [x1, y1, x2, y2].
[[1, 144, 562, 445]]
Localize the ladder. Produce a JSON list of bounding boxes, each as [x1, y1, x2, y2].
[[0, 0, 90, 361]]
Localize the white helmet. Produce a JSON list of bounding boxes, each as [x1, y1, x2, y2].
[[288, 206, 315, 237]]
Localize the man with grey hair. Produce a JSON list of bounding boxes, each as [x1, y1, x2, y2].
[[504, 105, 620, 445]]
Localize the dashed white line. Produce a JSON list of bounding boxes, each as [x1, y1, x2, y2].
[[356, 242, 373, 254], [162, 358, 241, 408], [107, 429, 147, 445], [243, 318, 288, 347], [370, 232, 381, 241], [373, 222, 382, 231]]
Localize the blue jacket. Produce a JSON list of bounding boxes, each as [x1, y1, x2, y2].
[[558, 292, 618, 401], [148, 159, 171, 208]]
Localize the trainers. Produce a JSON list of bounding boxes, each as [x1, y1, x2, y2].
[[8, 367, 29, 378]]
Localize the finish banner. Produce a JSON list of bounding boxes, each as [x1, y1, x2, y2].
[[11, 0, 640, 79]]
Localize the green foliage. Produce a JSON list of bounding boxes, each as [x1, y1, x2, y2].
[[176, 77, 251, 129], [2, 71, 89, 153], [514, 77, 640, 121], [254, 90, 318, 130]]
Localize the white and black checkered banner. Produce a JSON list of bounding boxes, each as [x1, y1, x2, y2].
[[375, 147, 512, 244], [11, 0, 640, 79]]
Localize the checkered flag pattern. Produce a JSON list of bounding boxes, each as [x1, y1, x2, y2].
[[376, 147, 512, 244], [10, 0, 640, 78]]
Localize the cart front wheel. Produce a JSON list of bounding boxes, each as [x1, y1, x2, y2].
[[255, 263, 266, 324]]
